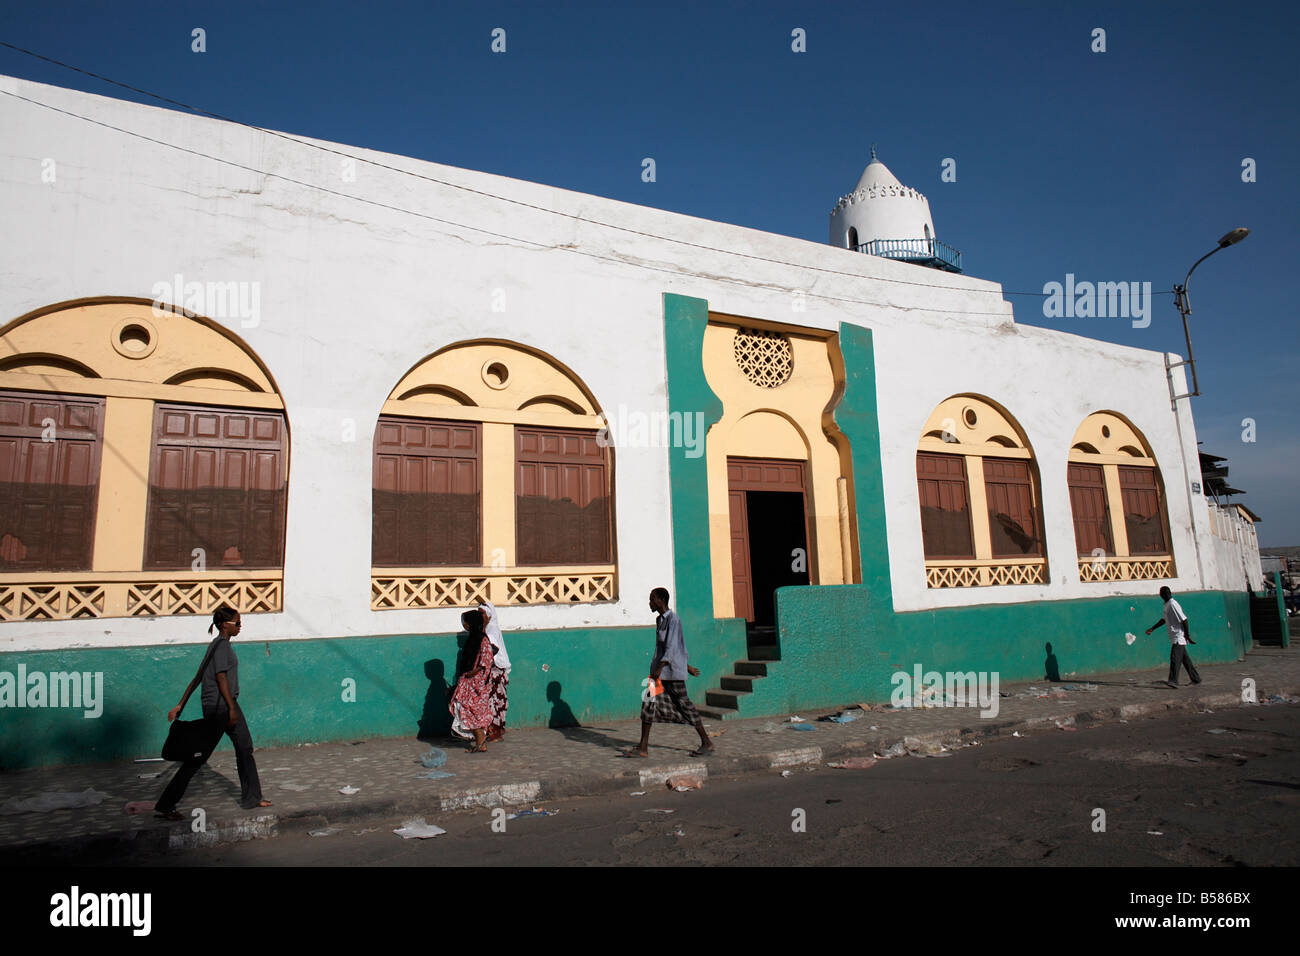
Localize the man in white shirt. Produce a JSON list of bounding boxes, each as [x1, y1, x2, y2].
[[1145, 586, 1202, 687]]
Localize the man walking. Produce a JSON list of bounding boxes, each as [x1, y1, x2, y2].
[[624, 588, 714, 758], [1145, 585, 1201, 687]]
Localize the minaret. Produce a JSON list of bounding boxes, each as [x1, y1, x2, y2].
[[829, 147, 961, 273]]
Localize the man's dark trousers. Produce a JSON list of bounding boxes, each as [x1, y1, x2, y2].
[[1168, 644, 1202, 685], [156, 703, 264, 812]]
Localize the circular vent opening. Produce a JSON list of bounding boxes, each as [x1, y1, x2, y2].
[[734, 328, 793, 388], [483, 361, 510, 389]]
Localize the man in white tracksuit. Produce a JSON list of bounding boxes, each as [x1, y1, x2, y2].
[[1145, 586, 1202, 687]]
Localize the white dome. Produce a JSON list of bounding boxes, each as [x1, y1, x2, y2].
[[829, 154, 936, 250]]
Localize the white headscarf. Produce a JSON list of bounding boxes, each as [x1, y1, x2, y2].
[[479, 602, 510, 673]]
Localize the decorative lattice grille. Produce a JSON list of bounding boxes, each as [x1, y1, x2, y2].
[[1077, 557, 1174, 583], [734, 328, 793, 388], [925, 560, 1049, 589]]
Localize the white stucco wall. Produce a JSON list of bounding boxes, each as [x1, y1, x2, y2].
[[1201, 504, 1263, 592], [0, 75, 1226, 650]]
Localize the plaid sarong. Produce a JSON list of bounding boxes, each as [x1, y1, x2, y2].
[[641, 680, 701, 725]]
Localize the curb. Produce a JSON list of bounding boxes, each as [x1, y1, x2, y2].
[[5, 684, 1296, 856]]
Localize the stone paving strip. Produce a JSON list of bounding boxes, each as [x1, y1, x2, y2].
[[0, 648, 1295, 853]]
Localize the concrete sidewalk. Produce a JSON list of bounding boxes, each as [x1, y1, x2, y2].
[[2, 646, 1296, 856]]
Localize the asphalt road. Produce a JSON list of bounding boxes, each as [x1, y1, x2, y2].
[[79, 703, 1300, 867]]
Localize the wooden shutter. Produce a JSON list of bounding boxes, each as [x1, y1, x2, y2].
[[0, 391, 103, 571], [372, 417, 480, 567], [916, 452, 974, 559], [1118, 465, 1168, 554], [515, 427, 610, 565], [145, 404, 287, 570], [983, 457, 1043, 557], [1067, 462, 1113, 555]]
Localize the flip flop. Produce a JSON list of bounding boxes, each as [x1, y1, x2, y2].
[[619, 748, 649, 758], [689, 746, 715, 758], [154, 810, 183, 821]]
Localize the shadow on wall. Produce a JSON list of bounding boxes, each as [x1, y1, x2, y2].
[[547, 680, 579, 728], [417, 659, 452, 739], [25, 712, 149, 772], [417, 631, 470, 741], [1045, 642, 1061, 682]]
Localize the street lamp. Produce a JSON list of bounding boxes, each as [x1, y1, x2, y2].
[[1171, 227, 1250, 398]]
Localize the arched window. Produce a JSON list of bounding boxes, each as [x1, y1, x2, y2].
[[0, 299, 288, 621], [1069, 412, 1175, 582], [371, 340, 616, 610], [847, 227, 859, 250], [916, 396, 1047, 587]]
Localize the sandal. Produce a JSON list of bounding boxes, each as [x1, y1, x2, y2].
[[154, 810, 183, 821]]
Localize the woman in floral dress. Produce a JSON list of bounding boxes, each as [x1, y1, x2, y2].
[[450, 610, 496, 753]]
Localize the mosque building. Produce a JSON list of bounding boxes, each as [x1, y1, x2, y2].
[[0, 75, 1268, 767]]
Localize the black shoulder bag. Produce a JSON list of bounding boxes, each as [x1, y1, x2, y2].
[[161, 639, 227, 762]]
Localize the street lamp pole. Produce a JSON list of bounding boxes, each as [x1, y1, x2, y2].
[[1171, 227, 1249, 399]]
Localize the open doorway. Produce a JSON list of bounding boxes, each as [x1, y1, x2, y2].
[[727, 457, 811, 634]]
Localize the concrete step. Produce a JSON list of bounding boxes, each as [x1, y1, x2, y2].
[[696, 706, 738, 721], [721, 674, 756, 693], [749, 645, 780, 661], [735, 660, 769, 677], [706, 688, 748, 710]]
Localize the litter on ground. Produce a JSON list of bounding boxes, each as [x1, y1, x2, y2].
[[394, 817, 446, 839], [645, 808, 675, 814], [827, 757, 877, 770], [506, 807, 558, 820], [420, 748, 447, 769], [0, 789, 112, 815], [666, 774, 704, 790], [789, 723, 815, 732], [309, 827, 340, 837], [416, 769, 456, 780], [339, 786, 360, 795], [133, 757, 164, 763], [630, 791, 647, 796]]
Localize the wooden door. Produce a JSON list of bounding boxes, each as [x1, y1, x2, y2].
[[729, 490, 753, 621]]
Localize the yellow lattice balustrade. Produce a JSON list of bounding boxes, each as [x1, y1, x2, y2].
[[371, 575, 491, 610], [1077, 556, 1175, 583], [371, 566, 617, 609], [505, 573, 615, 605], [925, 558, 1048, 589], [0, 573, 283, 622]]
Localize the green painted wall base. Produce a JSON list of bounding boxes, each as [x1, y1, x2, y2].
[[0, 620, 746, 770]]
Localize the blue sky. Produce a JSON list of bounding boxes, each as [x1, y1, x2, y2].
[[3, 0, 1296, 542]]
